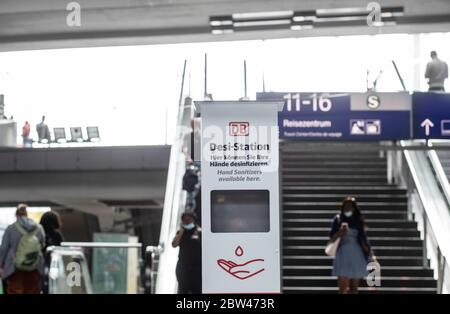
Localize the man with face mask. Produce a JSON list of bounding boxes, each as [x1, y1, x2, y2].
[[172, 212, 202, 294]]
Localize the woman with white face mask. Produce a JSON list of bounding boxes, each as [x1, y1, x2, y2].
[[328, 197, 376, 294]]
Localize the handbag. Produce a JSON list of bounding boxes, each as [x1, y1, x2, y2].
[[325, 214, 342, 256], [325, 237, 341, 256]]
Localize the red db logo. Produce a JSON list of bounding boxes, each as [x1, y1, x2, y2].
[[229, 122, 249, 136]]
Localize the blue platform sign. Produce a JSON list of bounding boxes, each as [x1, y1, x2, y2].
[[256, 92, 411, 141], [413, 92, 450, 139]]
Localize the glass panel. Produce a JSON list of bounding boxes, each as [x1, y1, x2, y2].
[[48, 244, 141, 294], [48, 249, 92, 294]]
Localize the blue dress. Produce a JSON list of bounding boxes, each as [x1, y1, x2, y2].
[[332, 228, 368, 279]]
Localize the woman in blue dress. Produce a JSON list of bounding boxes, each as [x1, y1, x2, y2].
[[329, 197, 376, 294]]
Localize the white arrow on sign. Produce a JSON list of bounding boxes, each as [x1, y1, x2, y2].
[[421, 118, 435, 136]]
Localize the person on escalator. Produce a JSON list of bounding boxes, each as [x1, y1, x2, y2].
[[0, 204, 45, 294], [182, 166, 199, 210], [172, 212, 201, 294], [182, 117, 202, 168], [328, 197, 376, 294], [39, 211, 64, 294]]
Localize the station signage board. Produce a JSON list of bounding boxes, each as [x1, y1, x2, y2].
[[256, 92, 411, 141], [412, 92, 450, 139], [199, 101, 281, 294]]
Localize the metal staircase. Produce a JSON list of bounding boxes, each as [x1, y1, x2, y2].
[[281, 142, 437, 294]]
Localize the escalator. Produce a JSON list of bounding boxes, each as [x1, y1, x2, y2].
[[281, 142, 437, 293], [434, 145, 450, 181]]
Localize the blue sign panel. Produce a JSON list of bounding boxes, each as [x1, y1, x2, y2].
[[413, 92, 450, 139], [257, 92, 411, 141]]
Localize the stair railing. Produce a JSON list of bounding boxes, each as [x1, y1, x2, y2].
[[151, 61, 193, 293], [428, 141, 450, 207]]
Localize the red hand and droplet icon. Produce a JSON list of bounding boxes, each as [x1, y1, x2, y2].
[[217, 245, 265, 280]]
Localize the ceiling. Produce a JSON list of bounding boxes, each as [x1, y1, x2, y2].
[[1, 0, 450, 52]]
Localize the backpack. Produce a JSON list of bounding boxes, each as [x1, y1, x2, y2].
[[182, 169, 199, 192], [15, 222, 42, 271]]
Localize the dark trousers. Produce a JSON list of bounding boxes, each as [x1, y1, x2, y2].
[[7, 270, 41, 294], [176, 261, 201, 294], [429, 86, 445, 92]]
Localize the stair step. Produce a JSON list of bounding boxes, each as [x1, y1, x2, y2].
[[282, 220, 416, 229], [283, 210, 408, 220], [283, 203, 407, 211], [282, 168, 387, 174], [283, 186, 406, 194], [283, 286, 437, 294], [283, 237, 423, 247], [282, 161, 387, 168], [282, 150, 381, 155], [283, 245, 423, 256], [283, 229, 420, 238], [282, 155, 385, 161], [283, 276, 437, 288], [283, 266, 433, 277], [283, 178, 390, 188], [282, 256, 427, 267], [283, 174, 387, 180], [283, 194, 407, 202]]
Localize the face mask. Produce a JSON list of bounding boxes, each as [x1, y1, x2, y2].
[[343, 211, 353, 218], [183, 223, 195, 230]]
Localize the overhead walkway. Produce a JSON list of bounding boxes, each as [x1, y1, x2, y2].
[[0, 145, 170, 209]]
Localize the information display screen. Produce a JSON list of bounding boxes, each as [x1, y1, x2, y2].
[[211, 190, 270, 233]]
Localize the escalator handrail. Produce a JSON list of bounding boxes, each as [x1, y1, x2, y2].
[[428, 141, 450, 208], [154, 62, 193, 294], [401, 141, 450, 263], [60, 242, 142, 248]]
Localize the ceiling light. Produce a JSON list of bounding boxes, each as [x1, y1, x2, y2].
[[232, 10, 293, 20], [290, 24, 314, 30], [292, 11, 316, 22], [209, 15, 233, 27], [314, 16, 367, 23], [234, 19, 291, 27], [211, 28, 234, 35], [316, 7, 368, 16], [372, 21, 397, 27], [210, 20, 233, 26]]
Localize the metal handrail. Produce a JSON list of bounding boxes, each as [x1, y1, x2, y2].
[[60, 242, 142, 248], [400, 140, 450, 293], [55, 242, 143, 294], [154, 101, 192, 293], [153, 61, 191, 293], [145, 244, 164, 294], [146, 244, 164, 255], [428, 141, 450, 208]]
